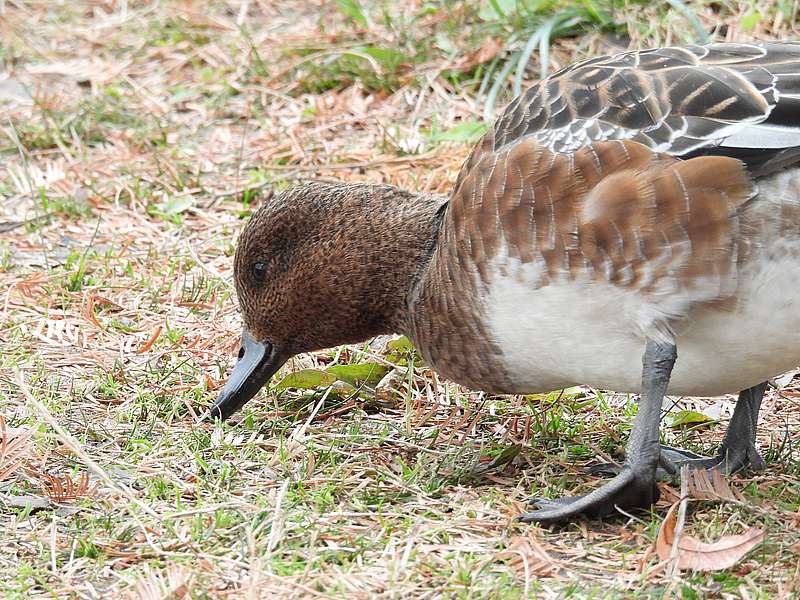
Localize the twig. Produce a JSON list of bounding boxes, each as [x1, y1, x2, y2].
[[667, 464, 690, 577], [266, 480, 290, 554], [184, 240, 234, 291], [0, 213, 54, 233]]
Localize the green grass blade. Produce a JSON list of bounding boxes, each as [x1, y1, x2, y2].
[[514, 28, 547, 97], [484, 53, 518, 121], [664, 0, 710, 42]]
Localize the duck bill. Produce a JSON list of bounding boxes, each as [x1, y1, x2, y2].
[[210, 331, 285, 421]]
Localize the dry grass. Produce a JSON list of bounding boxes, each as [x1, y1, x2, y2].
[[1, 1, 799, 598]]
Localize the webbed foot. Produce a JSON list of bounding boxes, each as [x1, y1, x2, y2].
[[659, 442, 765, 475], [519, 339, 676, 524], [519, 464, 659, 523], [585, 382, 768, 481]]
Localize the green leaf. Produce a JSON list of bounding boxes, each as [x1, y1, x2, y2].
[[525, 387, 584, 403], [158, 195, 194, 216], [434, 32, 456, 54], [479, 0, 517, 20], [477, 445, 522, 472], [275, 364, 390, 390], [670, 410, 716, 429], [560, 386, 585, 398], [326, 363, 389, 386], [427, 121, 490, 145], [356, 46, 408, 69], [387, 336, 416, 352], [275, 369, 337, 390], [337, 0, 368, 28], [740, 10, 762, 31]]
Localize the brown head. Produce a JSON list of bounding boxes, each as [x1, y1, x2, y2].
[[211, 181, 446, 419]]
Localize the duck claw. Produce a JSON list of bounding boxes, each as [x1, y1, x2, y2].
[[519, 465, 658, 523]]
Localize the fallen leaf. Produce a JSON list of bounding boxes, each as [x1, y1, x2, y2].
[[1, 494, 51, 510], [373, 366, 406, 407], [474, 37, 503, 63], [157, 195, 195, 217], [275, 368, 337, 390], [455, 37, 503, 70], [25, 58, 124, 84], [472, 444, 522, 475], [386, 336, 415, 352], [0, 417, 36, 482], [40, 472, 100, 503], [656, 500, 765, 571], [669, 409, 716, 429], [426, 121, 491, 145], [126, 565, 192, 600], [326, 362, 389, 386], [84, 296, 103, 329], [497, 532, 559, 578], [136, 325, 162, 354], [772, 369, 798, 388], [656, 482, 682, 505], [685, 467, 741, 502]]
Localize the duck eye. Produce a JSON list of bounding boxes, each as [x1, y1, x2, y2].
[[253, 261, 267, 280]]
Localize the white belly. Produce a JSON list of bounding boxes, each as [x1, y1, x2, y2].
[[486, 251, 800, 396]]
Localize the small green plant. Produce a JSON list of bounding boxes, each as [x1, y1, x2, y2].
[[0, 242, 13, 272], [64, 249, 93, 291]]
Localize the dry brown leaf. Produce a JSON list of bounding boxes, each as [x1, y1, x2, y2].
[[497, 532, 559, 578], [0, 416, 35, 481], [685, 467, 741, 501], [657, 481, 682, 505], [136, 325, 162, 354], [40, 471, 100, 503], [25, 58, 124, 84], [84, 294, 104, 330], [456, 37, 503, 70], [84, 293, 124, 330], [333, 83, 375, 117], [656, 500, 765, 571]]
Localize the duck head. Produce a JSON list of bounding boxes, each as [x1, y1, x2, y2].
[[210, 181, 446, 420]]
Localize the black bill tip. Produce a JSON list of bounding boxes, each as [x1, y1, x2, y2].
[[209, 331, 285, 421]]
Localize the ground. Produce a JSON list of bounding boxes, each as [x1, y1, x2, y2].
[[1, 1, 799, 598]]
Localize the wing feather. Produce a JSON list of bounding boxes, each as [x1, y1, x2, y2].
[[441, 43, 798, 332], [477, 42, 800, 176]]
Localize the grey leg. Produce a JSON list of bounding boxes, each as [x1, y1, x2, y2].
[[659, 382, 767, 475], [520, 339, 676, 523]]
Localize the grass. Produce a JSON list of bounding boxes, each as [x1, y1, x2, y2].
[[1, 0, 799, 598]]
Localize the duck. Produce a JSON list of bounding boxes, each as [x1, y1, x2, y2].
[[211, 42, 800, 522]]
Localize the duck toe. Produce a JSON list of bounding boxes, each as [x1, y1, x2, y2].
[[520, 465, 659, 523], [659, 443, 765, 476]]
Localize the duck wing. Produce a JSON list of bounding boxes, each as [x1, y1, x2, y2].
[[461, 42, 800, 181], [448, 138, 754, 325], [441, 43, 800, 335]]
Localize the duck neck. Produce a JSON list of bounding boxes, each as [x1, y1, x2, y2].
[[364, 186, 448, 335]]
